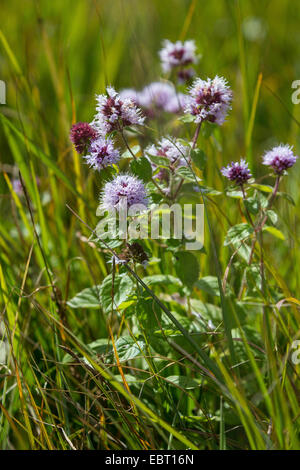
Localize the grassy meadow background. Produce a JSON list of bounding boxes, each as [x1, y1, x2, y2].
[[1, 0, 300, 450]]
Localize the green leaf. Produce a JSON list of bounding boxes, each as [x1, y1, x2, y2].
[[197, 185, 222, 196], [178, 114, 194, 123], [87, 338, 113, 355], [224, 223, 254, 246], [122, 144, 141, 159], [130, 156, 152, 182], [266, 210, 278, 225], [251, 183, 273, 193], [263, 226, 285, 240], [176, 166, 196, 182], [146, 153, 170, 167], [226, 189, 243, 199], [100, 274, 135, 313], [114, 336, 146, 361], [191, 148, 207, 170], [190, 299, 222, 324], [165, 375, 199, 389], [244, 197, 260, 215], [135, 295, 162, 330], [195, 276, 220, 297], [174, 251, 199, 289], [143, 275, 183, 288], [67, 285, 101, 309]]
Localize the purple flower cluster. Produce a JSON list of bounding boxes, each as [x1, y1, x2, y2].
[[148, 137, 188, 164], [92, 86, 145, 136], [184, 76, 232, 126], [159, 40, 198, 83], [147, 137, 188, 180], [84, 137, 120, 171], [100, 174, 148, 212], [69, 39, 298, 219], [139, 82, 177, 110], [119, 82, 187, 117], [262, 145, 298, 174], [70, 122, 98, 154], [221, 159, 252, 184]]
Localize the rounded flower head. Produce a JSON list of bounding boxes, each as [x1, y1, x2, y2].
[[70, 122, 98, 154], [139, 82, 176, 112], [262, 144, 298, 174], [163, 92, 189, 114], [119, 83, 186, 117], [159, 40, 198, 73], [84, 137, 120, 171], [184, 76, 232, 125], [221, 159, 252, 184], [92, 86, 145, 136], [101, 174, 148, 212], [119, 88, 140, 104]]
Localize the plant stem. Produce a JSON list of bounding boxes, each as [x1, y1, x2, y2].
[[241, 184, 254, 227], [173, 122, 202, 198], [119, 125, 137, 160], [256, 175, 281, 233]]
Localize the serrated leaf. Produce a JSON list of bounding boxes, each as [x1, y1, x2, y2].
[[266, 210, 278, 225], [251, 183, 273, 193], [195, 276, 220, 297], [67, 285, 101, 309], [143, 275, 183, 287], [130, 156, 152, 182], [226, 189, 243, 199], [100, 274, 135, 313], [135, 295, 162, 330], [146, 153, 170, 167], [244, 197, 260, 215], [174, 251, 199, 288], [176, 166, 195, 182], [224, 223, 254, 246], [122, 144, 141, 159], [178, 114, 194, 123], [114, 336, 146, 361]]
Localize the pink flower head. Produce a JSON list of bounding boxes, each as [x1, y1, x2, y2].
[[100, 174, 148, 212], [159, 40, 198, 73], [70, 122, 98, 154], [92, 86, 145, 136], [146, 137, 188, 180], [262, 144, 298, 174], [185, 76, 232, 126], [221, 159, 252, 184], [84, 137, 120, 171]]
